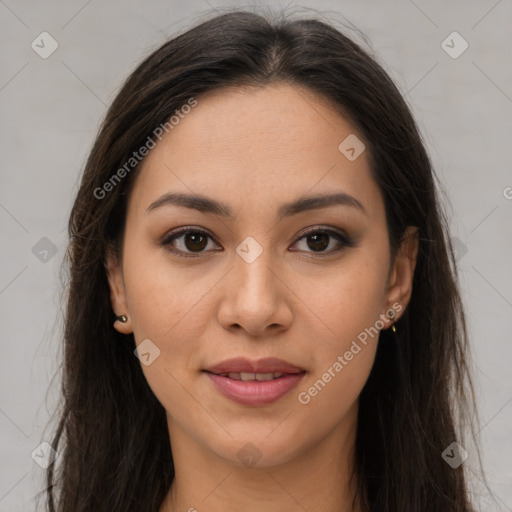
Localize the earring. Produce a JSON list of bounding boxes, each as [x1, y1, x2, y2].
[[386, 309, 397, 333], [115, 315, 128, 324]]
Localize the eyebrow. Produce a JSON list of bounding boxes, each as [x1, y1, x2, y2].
[[145, 191, 366, 219]]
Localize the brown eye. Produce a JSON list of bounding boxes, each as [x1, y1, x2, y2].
[[291, 228, 354, 255], [306, 232, 330, 252], [184, 232, 208, 252], [161, 227, 221, 257]]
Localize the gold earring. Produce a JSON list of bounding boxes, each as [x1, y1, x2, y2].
[[386, 309, 397, 333]]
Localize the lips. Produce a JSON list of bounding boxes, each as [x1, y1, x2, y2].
[[203, 357, 306, 406], [204, 357, 305, 375]]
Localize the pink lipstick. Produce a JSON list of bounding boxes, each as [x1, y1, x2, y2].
[[203, 357, 306, 406]]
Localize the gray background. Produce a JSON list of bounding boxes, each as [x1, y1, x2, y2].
[[1, 0, 511, 510]]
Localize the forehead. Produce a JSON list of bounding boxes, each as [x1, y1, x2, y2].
[[127, 83, 383, 221]]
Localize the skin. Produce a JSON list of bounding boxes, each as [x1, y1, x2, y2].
[[106, 83, 418, 512]]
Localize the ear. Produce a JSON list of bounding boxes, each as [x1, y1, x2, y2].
[[105, 246, 133, 334], [382, 225, 419, 327]]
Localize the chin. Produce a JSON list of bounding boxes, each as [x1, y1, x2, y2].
[[206, 429, 310, 469]]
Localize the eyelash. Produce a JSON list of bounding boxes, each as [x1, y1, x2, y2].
[[159, 225, 355, 259]]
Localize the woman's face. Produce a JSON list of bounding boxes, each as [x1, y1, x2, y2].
[[107, 83, 417, 469]]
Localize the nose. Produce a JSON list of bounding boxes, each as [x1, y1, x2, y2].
[[217, 250, 293, 337]]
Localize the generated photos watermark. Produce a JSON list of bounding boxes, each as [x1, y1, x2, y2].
[[93, 97, 198, 200], [297, 301, 402, 405]]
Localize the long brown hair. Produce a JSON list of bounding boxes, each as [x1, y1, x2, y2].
[[43, 8, 480, 511]]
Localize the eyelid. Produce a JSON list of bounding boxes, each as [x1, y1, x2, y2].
[[296, 225, 349, 240], [162, 225, 217, 242]]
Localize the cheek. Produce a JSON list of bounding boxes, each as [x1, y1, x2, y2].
[[123, 241, 214, 341], [121, 245, 220, 409], [294, 251, 387, 409], [301, 251, 388, 346]]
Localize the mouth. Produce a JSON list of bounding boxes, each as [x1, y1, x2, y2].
[[203, 357, 306, 406], [208, 371, 293, 381]]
